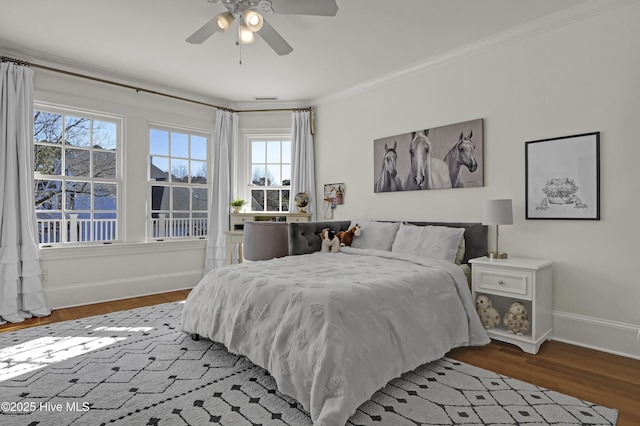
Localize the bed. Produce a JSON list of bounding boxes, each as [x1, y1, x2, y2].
[[181, 220, 490, 426]]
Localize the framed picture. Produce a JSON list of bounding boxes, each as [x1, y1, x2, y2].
[[525, 132, 600, 220], [324, 183, 344, 205], [373, 118, 483, 192]]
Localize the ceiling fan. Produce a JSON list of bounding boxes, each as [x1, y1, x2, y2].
[[186, 0, 339, 56]]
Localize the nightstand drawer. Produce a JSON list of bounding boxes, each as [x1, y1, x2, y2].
[[474, 266, 532, 298], [286, 216, 307, 222]]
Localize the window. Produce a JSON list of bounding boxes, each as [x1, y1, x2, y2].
[[34, 108, 120, 245], [249, 138, 291, 212], [149, 126, 209, 239]]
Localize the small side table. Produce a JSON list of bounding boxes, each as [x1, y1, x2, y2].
[[224, 230, 244, 265], [469, 256, 553, 354]]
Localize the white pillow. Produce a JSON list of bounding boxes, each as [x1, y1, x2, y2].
[[391, 224, 465, 263], [349, 220, 400, 251]]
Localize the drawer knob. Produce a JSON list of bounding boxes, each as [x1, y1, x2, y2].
[[498, 280, 505, 285]]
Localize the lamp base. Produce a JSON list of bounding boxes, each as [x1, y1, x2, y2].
[[489, 251, 508, 260]]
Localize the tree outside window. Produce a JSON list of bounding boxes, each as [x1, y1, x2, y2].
[[34, 109, 119, 244]]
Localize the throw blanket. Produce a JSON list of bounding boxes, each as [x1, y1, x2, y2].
[[181, 247, 489, 426]]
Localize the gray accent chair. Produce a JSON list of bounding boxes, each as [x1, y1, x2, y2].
[[242, 221, 289, 261]]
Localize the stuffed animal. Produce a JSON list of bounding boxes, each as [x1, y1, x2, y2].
[[475, 295, 501, 330], [503, 301, 530, 336], [320, 228, 340, 253], [337, 224, 361, 247]]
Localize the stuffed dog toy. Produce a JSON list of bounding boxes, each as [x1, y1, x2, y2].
[[320, 228, 340, 253]]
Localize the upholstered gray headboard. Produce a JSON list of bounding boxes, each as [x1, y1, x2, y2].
[[288, 220, 351, 255], [288, 220, 487, 264]]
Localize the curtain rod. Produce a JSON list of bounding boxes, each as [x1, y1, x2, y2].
[[2, 56, 311, 114]]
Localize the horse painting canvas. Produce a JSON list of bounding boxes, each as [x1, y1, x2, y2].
[[373, 118, 484, 193], [374, 141, 403, 192]]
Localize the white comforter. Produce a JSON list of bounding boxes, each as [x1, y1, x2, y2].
[[181, 247, 489, 426]]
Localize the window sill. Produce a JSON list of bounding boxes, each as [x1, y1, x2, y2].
[[40, 239, 207, 260]]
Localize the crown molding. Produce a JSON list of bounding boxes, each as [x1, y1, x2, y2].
[[313, 0, 640, 106]]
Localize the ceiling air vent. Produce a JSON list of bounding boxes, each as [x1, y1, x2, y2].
[[254, 96, 279, 101]]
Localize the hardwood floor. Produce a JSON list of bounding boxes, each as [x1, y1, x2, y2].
[[2, 290, 638, 425]]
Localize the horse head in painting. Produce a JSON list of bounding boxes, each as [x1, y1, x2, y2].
[[444, 130, 478, 188], [374, 141, 402, 192], [405, 130, 451, 190]]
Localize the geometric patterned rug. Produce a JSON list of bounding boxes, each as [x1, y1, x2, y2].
[[0, 301, 618, 425]]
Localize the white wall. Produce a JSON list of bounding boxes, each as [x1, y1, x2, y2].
[[34, 69, 216, 308], [313, 3, 640, 358]]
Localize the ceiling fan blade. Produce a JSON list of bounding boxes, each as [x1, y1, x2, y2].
[[186, 18, 220, 44], [270, 0, 338, 16], [257, 19, 293, 56]]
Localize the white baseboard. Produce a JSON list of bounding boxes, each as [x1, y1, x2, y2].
[[552, 310, 640, 360], [44, 270, 202, 310]]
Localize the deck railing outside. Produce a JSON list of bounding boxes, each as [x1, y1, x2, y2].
[[151, 214, 208, 239], [37, 214, 117, 244], [38, 214, 207, 244]]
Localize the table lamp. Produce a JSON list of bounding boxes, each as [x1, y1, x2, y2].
[[482, 199, 513, 259]]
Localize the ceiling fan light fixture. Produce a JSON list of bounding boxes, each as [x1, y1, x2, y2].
[[239, 23, 255, 44], [215, 11, 234, 32], [242, 9, 264, 32]]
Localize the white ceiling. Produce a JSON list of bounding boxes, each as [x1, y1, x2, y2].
[[0, 0, 617, 108]]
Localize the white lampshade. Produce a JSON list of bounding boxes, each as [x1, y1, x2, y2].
[[483, 199, 513, 225], [483, 199, 513, 259], [242, 9, 264, 32], [215, 11, 234, 32], [239, 23, 255, 44]]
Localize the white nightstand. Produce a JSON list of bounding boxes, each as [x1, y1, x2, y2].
[[469, 256, 553, 354]]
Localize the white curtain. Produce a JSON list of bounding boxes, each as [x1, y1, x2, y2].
[[289, 110, 317, 221], [204, 109, 238, 272], [0, 61, 50, 324]]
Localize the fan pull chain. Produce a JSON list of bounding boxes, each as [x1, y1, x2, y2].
[[236, 25, 243, 65]]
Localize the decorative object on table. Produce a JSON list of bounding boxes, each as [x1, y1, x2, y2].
[[294, 192, 309, 213], [230, 197, 247, 213], [475, 294, 501, 330], [319, 228, 340, 253], [503, 301, 530, 336], [525, 132, 600, 220], [373, 118, 483, 192], [337, 223, 361, 247], [482, 199, 513, 259]]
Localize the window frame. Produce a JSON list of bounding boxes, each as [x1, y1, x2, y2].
[[148, 123, 211, 241], [33, 103, 123, 247], [245, 133, 292, 213]]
